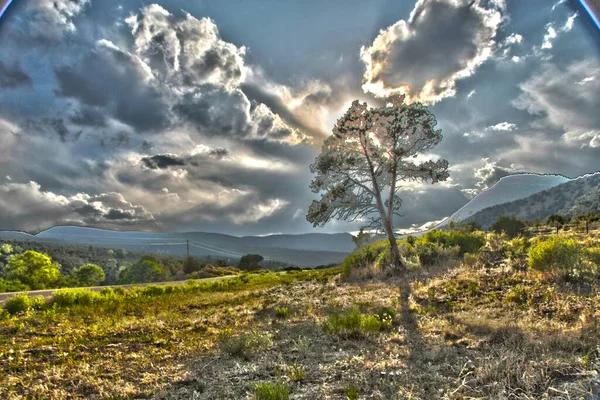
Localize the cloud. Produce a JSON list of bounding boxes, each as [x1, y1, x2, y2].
[[141, 154, 186, 169], [172, 85, 309, 144], [0, 181, 156, 233], [514, 58, 600, 148], [486, 122, 517, 131], [125, 4, 247, 89], [25, 0, 90, 39], [54, 39, 170, 133], [360, 0, 503, 103], [0, 61, 32, 89], [473, 158, 524, 190]]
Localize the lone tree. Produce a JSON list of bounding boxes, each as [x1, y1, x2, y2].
[[238, 254, 264, 271], [71, 263, 106, 287], [307, 95, 449, 269]]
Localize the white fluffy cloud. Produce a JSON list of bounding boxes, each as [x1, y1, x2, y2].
[[26, 0, 90, 39], [126, 4, 247, 89], [360, 0, 503, 103]]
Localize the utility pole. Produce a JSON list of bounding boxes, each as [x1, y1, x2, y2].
[[186, 239, 190, 258]]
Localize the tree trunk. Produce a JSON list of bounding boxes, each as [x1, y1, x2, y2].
[[382, 216, 403, 270]]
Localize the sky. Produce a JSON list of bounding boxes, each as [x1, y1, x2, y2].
[[0, 0, 599, 236]]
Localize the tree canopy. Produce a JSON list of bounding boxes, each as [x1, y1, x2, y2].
[[238, 254, 264, 271], [71, 263, 105, 287], [307, 95, 449, 269], [4, 250, 63, 290]]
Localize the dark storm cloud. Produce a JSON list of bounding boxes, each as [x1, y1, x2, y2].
[[208, 148, 228, 159], [141, 154, 186, 169], [54, 40, 170, 132], [70, 106, 107, 127], [0, 61, 32, 89], [104, 209, 137, 220]]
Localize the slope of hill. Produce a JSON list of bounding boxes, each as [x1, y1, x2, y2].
[[0, 231, 35, 241], [24, 226, 353, 267], [464, 172, 600, 228], [437, 173, 569, 227]]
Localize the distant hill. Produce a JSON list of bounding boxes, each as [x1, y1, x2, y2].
[[437, 173, 569, 227], [7, 226, 355, 267], [0, 231, 35, 241], [463, 172, 600, 228]]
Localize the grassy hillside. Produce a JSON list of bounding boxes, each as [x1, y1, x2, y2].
[[1, 227, 599, 399]]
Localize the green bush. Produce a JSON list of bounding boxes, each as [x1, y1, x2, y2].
[[491, 215, 526, 238], [418, 229, 485, 255], [4, 294, 33, 315], [323, 308, 393, 339], [51, 289, 102, 308], [275, 307, 289, 319], [414, 241, 459, 267], [345, 385, 360, 400], [528, 237, 581, 278], [253, 381, 290, 400], [0, 278, 30, 293]]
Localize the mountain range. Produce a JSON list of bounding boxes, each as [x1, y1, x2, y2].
[[1, 172, 599, 266], [0, 226, 355, 267], [461, 172, 600, 228]]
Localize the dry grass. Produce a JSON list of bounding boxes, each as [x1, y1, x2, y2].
[[0, 258, 599, 399]]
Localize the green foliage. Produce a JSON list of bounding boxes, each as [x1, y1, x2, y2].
[[5, 250, 63, 289], [528, 237, 581, 278], [275, 307, 289, 319], [4, 294, 33, 315], [0, 243, 13, 255], [239, 254, 264, 271], [0, 278, 30, 293], [491, 215, 526, 239], [413, 241, 459, 267], [71, 263, 105, 287], [323, 308, 393, 339], [219, 329, 273, 360], [547, 214, 566, 226], [253, 381, 290, 400], [182, 256, 203, 274], [345, 385, 360, 400], [352, 229, 372, 249], [119, 257, 165, 284], [284, 363, 305, 382], [51, 289, 102, 308], [418, 229, 485, 256]]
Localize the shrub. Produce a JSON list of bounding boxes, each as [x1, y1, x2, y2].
[[219, 329, 273, 360], [0, 278, 30, 293], [528, 237, 581, 279], [414, 241, 459, 267], [345, 385, 360, 400], [491, 215, 526, 239], [418, 229, 485, 256], [29, 295, 46, 310], [140, 285, 166, 297], [275, 307, 289, 319], [323, 308, 393, 339], [284, 363, 305, 382], [51, 289, 102, 308], [253, 381, 290, 400], [4, 294, 33, 315]]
